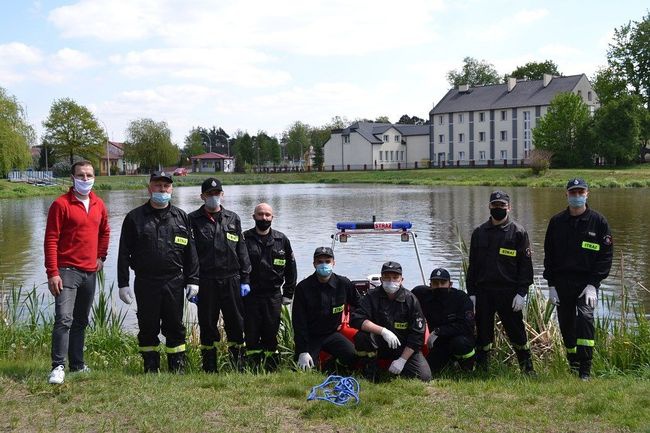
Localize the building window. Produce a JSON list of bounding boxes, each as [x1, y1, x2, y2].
[[501, 110, 507, 121], [379, 151, 383, 161], [458, 113, 464, 124], [500, 130, 507, 141], [390, 150, 394, 161], [383, 135, 389, 142], [523, 111, 531, 150], [590, 105, 595, 116], [401, 151, 404, 161], [500, 150, 508, 160], [588, 91, 592, 101], [479, 112, 485, 122], [479, 151, 486, 160], [439, 134, 444, 143], [438, 115, 443, 125], [394, 135, 400, 142], [458, 133, 464, 143], [479, 131, 486, 142], [459, 151, 465, 160], [577, 90, 582, 98], [343, 135, 350, 143]]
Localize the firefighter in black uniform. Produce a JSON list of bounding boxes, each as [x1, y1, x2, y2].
[[292, 247, 360, 371], [243, 202, 297, 371], [350, 261, 432, 382], [544, 178, 613, 380], [117, 171, 199, 373], [188, 178, 251, 372], [466, 190, 535, 374], [412, 268, 476, 374]]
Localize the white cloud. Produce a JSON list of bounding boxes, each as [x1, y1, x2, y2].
[[470, 8, 549, 43], [0, 42, 42, 65], [51, 48, 98, 70]]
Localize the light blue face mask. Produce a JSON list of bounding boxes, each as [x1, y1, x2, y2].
[[315, 263, 333, 278], [151, 192, 172, 205], [568, 195, 587, 208], [205, 195, 221, 209]]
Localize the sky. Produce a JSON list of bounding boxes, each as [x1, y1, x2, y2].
[[1, 0, 648, 145]]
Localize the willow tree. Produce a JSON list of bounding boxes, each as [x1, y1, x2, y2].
[[124, 118, 179, 171], [0, 87, 34, 176]]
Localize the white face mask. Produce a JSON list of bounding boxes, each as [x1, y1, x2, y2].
[[383, 281, 400, 294], [73, 178, 94, 195], [205, 195, 221, 209]]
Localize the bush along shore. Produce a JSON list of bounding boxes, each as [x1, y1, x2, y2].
[[3, 165, 650, 199], [1, 269, 649, 432]]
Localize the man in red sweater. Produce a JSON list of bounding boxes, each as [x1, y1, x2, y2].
[[44, 160, 110, 384]]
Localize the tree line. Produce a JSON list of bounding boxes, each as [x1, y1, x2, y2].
[[1, 12, 648, 176]]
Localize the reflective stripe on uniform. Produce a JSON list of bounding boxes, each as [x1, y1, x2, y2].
[[138, 346, 159, 352], [566, 346, 577, 354], [165, 344, 186, 353], [577, 338, 595, 347], [455, 349, 476, 359]]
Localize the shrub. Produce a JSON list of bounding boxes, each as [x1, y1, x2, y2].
[[528, 149, 553, 175]]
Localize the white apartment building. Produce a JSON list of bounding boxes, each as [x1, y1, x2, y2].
[[429, 74, 599, 166]]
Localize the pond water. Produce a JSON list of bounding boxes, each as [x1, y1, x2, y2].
[[1, 183, 648, 326]]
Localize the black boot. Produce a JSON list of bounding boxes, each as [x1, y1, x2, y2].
[[263, 351, 281, 372], [360, 357, 378, 382], [228, 345, 245, 372], [167, 352, 186, 374], [516, 349, 535, 375], [142, 351, 160, 373], [475, 350, 490, 371], [567, 353, 580, 375], [579, 359, 591, 381], [201, 348, 217, 373], [458, 355, 475, 372]]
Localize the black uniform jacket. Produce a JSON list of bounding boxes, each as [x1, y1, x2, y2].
[[292, 272, 360, 355], [350, 286, 426, 352], [411, 285, 475, 340], [188, 205, 251, 283], [243, 227, 297, 298], [466, 218, 534, 297], [543, 206, 613, 289], [117, 202, 199, 288]]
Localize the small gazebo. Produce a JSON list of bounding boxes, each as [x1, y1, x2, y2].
[[190, 152, 235, 173]]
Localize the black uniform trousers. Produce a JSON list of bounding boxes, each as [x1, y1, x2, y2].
[[354, 331, 432, 381], [302, 332, 357, 368], [475, 289, 528, 351], [134, 274, 186, 351], [198, 276, 244, 348], [427, 335, 475, 373], [243, 291, 282, 353], [556, 282, 595, 366]]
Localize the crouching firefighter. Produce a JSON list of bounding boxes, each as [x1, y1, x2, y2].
[[412, 268, 476, 374], [117, 171, 199, 373]]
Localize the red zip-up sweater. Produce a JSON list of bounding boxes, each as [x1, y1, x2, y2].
[[44, 188, 110, 278]]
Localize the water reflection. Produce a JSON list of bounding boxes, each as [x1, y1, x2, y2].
[[1, 184, 648, 317]]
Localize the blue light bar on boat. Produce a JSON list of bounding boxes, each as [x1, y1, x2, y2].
[[336, 220, 412, 230]]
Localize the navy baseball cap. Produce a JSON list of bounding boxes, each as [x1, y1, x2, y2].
[[313, 246, 334, 259], [489, 190, 510, 204], [381, 261, 402, 275], [150, 170, 173, 183], [430, 268, 451, 281], [201, 177, 223, 193], [566, 178, 588, 191]]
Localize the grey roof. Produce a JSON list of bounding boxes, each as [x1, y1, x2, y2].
[[430, 74, 587, 115], [338, 122, 428, 144]]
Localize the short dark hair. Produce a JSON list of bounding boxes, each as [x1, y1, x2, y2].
[[71, 160, 94, 175]]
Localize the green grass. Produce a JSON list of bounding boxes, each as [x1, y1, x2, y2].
[[3, 165, 650, 199]]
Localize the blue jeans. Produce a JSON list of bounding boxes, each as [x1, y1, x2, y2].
[[51, 268, 96, 369]]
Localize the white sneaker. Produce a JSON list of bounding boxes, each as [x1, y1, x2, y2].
[[48, 365, 65, 384]]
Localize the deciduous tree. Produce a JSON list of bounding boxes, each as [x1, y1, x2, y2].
[[593, 94, 642, 165], [447, 57, 501, 87], [0, 87, 34, 176], [123, 118, 178, 171], [508, 60, 560, 80], [42, 98, 105, 165]]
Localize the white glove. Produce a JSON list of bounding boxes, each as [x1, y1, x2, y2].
[[282, 296, 292, 305], [548, 286, 559, 306], [427, 332, 439, 350], [579, 284, 597, 309], [512, 294, 526, 312], [380, 327, 401, 349], [297, 352, 314, 370], [469, 295, 476, 308], [186, 284, 199, 300], [119, 286, 134, 305], [388, 357, 407, 375]]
